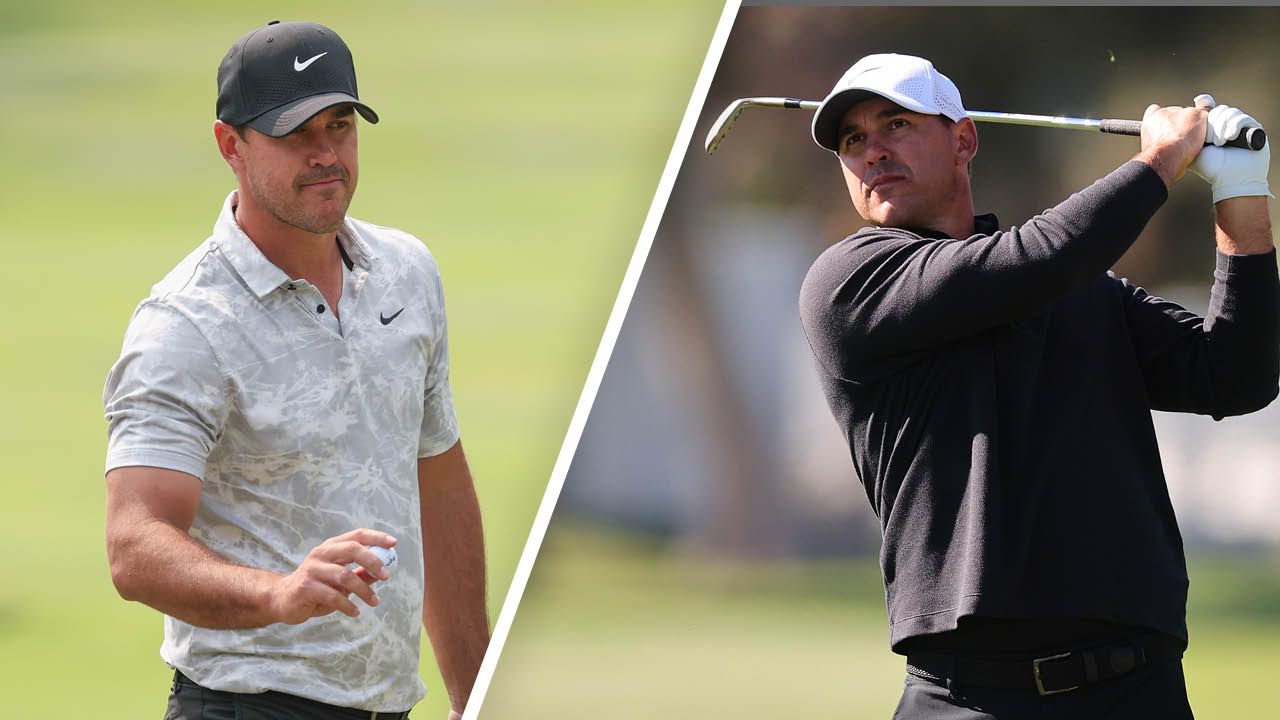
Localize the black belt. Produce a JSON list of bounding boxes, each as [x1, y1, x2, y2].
[[173, 670, 411, 719], [906, 632, 1184, 697]]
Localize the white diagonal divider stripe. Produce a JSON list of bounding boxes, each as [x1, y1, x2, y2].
[[461, 1, 743, 717]]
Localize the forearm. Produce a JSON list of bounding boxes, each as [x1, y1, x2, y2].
[[419, 456, 490, 714], [1215, 196, 1274, 255], [1202, 240, 1280, 414], [110, 517, 281, 629], [1004, 161, 1168, 287]]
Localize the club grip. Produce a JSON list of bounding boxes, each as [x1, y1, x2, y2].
[[1098, 119, 1143, 137], [1099, 118, 1266, 150], [1227, 127, 1266, 150]]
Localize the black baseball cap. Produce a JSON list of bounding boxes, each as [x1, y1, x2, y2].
[[216, 20, 379, 137]]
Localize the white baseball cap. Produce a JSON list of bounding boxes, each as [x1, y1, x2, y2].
[[811, 53, 967, 153]]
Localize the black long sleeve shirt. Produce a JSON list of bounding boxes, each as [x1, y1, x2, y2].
[[799, 161, 1280, 652]]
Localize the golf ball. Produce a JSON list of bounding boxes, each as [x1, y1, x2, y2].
[[369, 545, 397, 570]]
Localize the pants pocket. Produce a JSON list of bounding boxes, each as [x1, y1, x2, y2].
[[163, 681, 240, 720]]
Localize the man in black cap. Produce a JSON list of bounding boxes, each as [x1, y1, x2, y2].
[[800, 54, 1278, 717], [102, 20, 489, 720]]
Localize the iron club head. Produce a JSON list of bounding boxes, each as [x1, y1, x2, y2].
[[704, 97, 821, 155]]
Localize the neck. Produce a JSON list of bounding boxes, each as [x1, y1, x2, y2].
[[233, 189, 341, 283], [929, 178, 977, 239], [933, 211, 976, 240], [898, 205, 975, 240]]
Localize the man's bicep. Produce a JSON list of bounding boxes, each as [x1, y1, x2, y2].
[[417, 440, 469, 491], [105, 465, 203, 533]]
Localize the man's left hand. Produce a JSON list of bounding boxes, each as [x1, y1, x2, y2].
[[1190, 94, 1274, 203]]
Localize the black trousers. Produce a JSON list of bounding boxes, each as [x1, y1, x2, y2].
[[892, 657, 1194, 719], [165, 671, 412, 720]]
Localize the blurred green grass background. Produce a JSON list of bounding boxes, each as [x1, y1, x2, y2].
[[0, 1, 719, 716], [482, 525, 1280, 718]]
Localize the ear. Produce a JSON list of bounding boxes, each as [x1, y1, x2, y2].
[[953, 117, 978, 166], [213, 120, 246, 172]]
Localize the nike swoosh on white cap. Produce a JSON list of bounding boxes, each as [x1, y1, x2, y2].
[[294, 52, 327, 72]]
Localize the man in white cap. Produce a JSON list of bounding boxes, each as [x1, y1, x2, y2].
[[800, 53, 1278, 716], [103, 20, 488, 720]]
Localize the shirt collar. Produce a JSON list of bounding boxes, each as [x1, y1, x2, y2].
[[212, 190, 375, 299], [897, 212, 1001, 240], [974, 212, 1000, 235]]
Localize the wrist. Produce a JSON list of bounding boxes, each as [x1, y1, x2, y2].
[[1215, 195, 1274, 255], [255, 570, 286, 626], [1211, 181, 1275, 204], [1133, 146, 1185, 190]]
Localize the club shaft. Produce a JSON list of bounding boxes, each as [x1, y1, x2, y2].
[[705, 97, 1266, 153], [967, 111, 1101, 131]]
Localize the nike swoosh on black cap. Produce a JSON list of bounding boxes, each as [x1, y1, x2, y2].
[[216, 20, 379, 138]]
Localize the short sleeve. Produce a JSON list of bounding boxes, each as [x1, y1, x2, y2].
[[103, 301, 229, 478], [418, 266, 460, 458]]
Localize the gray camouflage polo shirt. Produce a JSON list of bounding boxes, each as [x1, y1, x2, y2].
[[103, 191, 459, 712]]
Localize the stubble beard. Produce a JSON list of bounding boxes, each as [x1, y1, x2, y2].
[[245, 163, 356, 235], [862, 168, 962, 230]]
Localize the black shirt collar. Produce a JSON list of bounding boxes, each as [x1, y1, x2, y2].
[[974, 212, 1000, 236], [898, 213, 1000, 239]]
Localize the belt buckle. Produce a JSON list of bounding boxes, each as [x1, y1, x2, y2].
[[1032, 652, 1080, 696]]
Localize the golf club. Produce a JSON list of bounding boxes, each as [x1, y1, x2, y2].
[[703, 96, 1267, 155]]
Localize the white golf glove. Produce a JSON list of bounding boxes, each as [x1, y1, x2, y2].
[[1189, 93, 1273, 203]]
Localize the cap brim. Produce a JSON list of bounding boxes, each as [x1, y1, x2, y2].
[[247, 92, 379, 138], [811, 87, 940, 153]]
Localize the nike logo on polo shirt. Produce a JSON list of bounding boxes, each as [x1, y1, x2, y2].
[[380, 308, 405, 325], [294, 52, 327, 71]]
